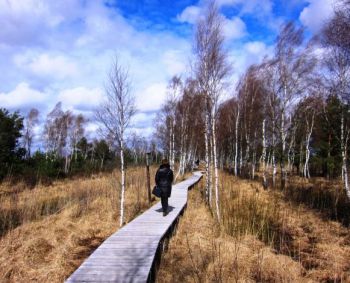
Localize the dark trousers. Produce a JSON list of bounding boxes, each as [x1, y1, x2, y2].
[[161, 196, 168, 212]]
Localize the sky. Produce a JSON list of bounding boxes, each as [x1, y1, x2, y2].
[[0, 0, 336, 143]]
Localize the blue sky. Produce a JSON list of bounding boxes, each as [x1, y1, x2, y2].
[[0, 0, 335, 142]]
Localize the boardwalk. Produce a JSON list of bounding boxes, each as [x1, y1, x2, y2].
[[66, 172, 202, 283]]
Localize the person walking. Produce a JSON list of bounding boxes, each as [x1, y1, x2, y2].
[[155, 159, 174, 216]]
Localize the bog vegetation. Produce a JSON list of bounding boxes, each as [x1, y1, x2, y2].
[[1, 0, 350, 282], [0, 167, 157, 282]]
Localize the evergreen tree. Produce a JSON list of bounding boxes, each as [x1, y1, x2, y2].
[[0, 108, 24, 179]]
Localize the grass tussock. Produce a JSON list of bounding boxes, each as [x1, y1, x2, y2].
[[0, 166, 157, 283], [157, 172, 350, 282], [220, 174, 283, 245], [284, 176, 350, 226], [157, 181, 304, 283]]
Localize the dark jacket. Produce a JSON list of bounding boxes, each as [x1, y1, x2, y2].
[[155, 164, 174, 198]]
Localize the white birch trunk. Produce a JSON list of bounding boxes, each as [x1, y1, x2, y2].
[[212, 114, 220, 221], [210, 125, 214, 206], [169, 126, 172, 168], [341, 115, 350, 199], [239, 131, 243, 173], [120, 136, 125, 227], [100, 154, 104, 170], [272, 119, 276, 187], [304, 112, 315, 179], [64, 155, 70, 174], [262, 118, 267, 188], [169, 118, 176, 172], [288, 126, 296, 173], [280, 110, 287, 189], [234, 108, 240, 176], [299, 141, 303, 176], [175, 116, 187, 181], [251, 130, 257, 179], [171, 120, 175, 171], [245, 133, 250, 166], [205, 110, 211, 205]]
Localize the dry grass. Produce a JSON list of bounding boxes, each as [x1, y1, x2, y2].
[[2, 165, 349, 282], [0, 166, 157, 282], [157, 172, 350, 282], [157, 181, 304, 282], [284, 175, 350, 226]]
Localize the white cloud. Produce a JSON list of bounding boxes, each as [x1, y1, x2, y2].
[[1, 0, 191, 121], [185, 0, 279, 31], [299, 0, 335, 33], [177, 5, 247, 40], [222, 17, 247, 40], [226, 40, 272, 89], [84, 122, 100, 139], [243, 41, 273, 67], [133, 112, 151, 124], [244, 41, 269, 55], [135, 83, 167, 112], [177, 5, 201, 24], [128, 126, 155, 138], [162, 50, 188, 75], [0, 82, 47, 110], [58, 87, 104, 111], [14, 53, 79, 80], [0, 0, 278, 139], [0, 0, 81, 46]]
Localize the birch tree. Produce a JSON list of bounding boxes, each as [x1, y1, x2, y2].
[[237, 66, 265, 179], [294, 95, 322, 178], [194, 1, 229, 219], [23, 108, 39, 159], [322, 1, 350, 198], [166, 76, 182, 171], [234, 101, 240, 176], [95, 57, 136, 227], [262, 60, 280, 187], [271, 22, 315, 189], [43, 102, 72, 159], [69, 114, 86, 162]]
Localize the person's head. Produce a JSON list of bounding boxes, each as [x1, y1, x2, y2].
[[161, 159, 169, 166]]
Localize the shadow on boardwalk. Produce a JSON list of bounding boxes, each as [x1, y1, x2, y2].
[[155, 205, 175, 214]]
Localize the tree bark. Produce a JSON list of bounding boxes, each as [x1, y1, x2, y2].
[[205, 109, 211, 205], [120, 136, 125, 227], [234, 108, 240, 176], [341, 114, 350, 199], [211, 114, 220, 221], [262, 118, 268, 189], [272, 118, 276, 187], [280, 109, 287, 190], [304, 112, 315, 179]]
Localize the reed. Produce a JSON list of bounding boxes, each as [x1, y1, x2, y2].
[[284, 176, 350, 226], [158, 171, 350, 282], [0, 166, 157, 282]]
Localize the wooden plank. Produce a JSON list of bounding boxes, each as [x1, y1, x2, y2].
[[66, 172, 202, 283], [90, 250, 156, 257], [80, 257, 155, 266], [67, 274, 149, 283], [101, 240, 159, 246]]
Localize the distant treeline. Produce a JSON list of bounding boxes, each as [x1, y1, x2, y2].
[[0, 105, 160, 186]]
